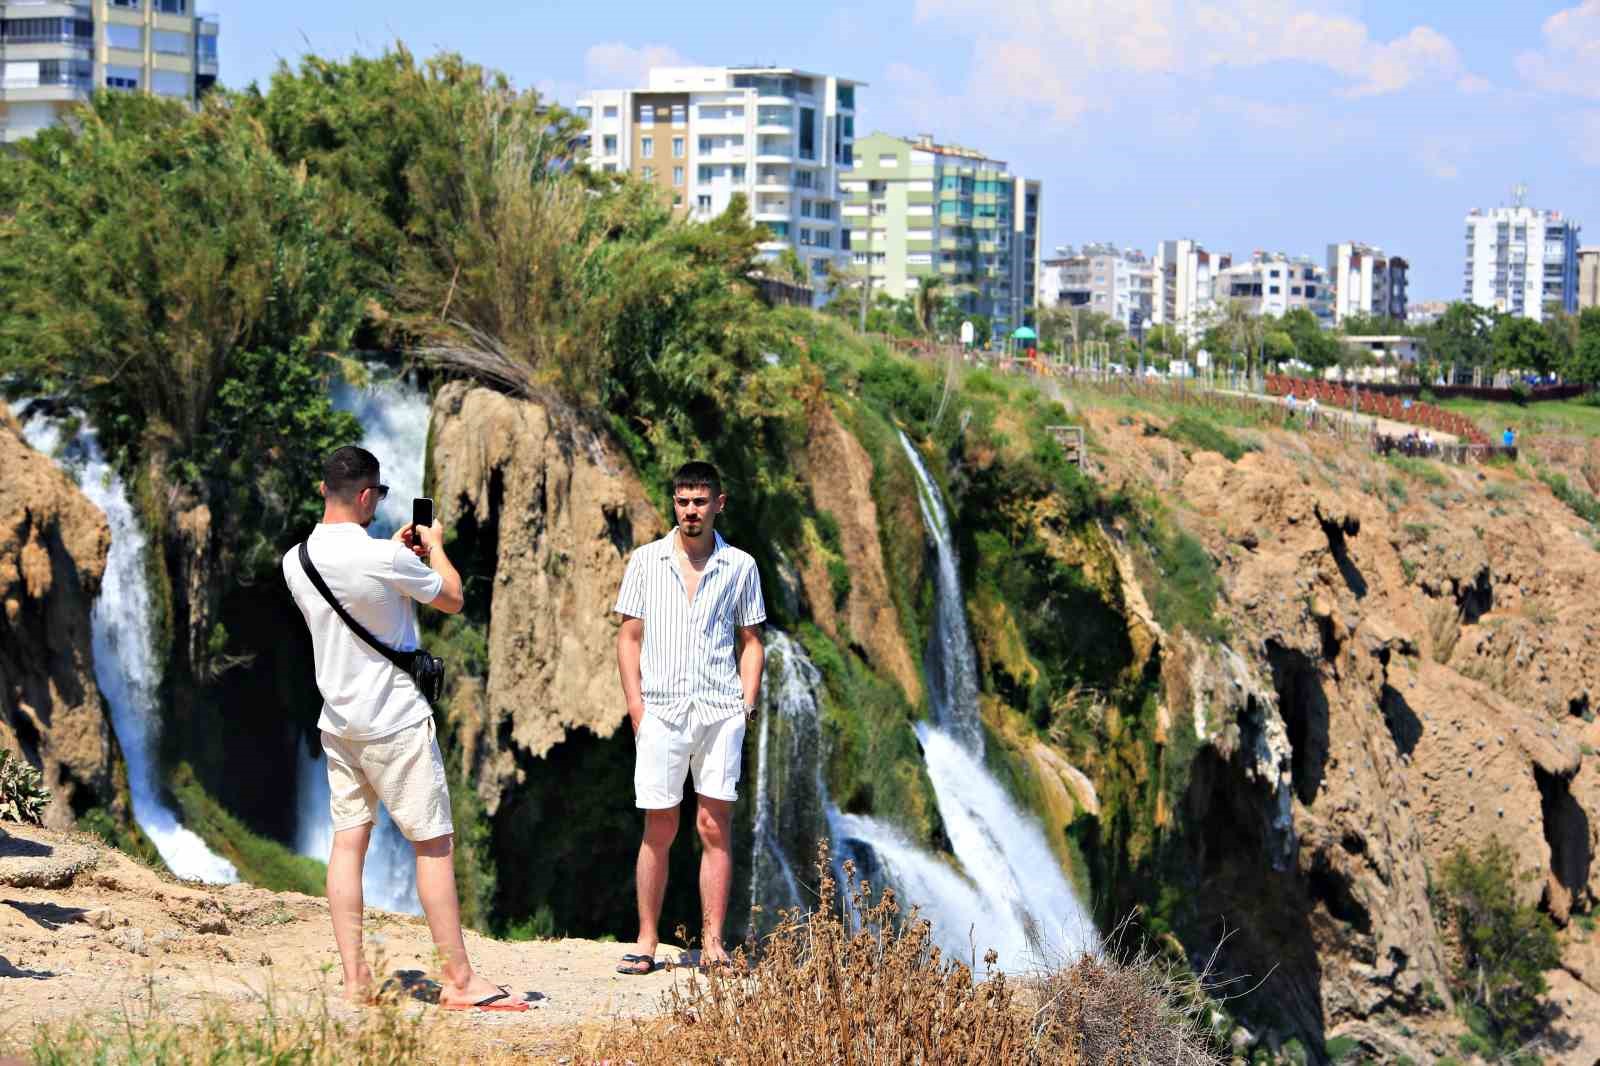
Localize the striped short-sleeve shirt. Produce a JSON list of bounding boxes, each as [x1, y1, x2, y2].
[[613, 529, 766, 726]]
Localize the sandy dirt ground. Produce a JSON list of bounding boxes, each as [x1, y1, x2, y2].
[[0, 823, 688, 1062]]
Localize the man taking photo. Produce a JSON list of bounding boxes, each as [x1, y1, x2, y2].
[[282, 445, 524, 1012], [613, 461, 766, 975]]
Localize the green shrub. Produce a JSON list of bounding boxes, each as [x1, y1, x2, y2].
[[1323, 1035, 1359, 1062], [0, 749, 50, 825], [1542, 471, 1600, 527], [1440, 836, 1561, 1050], [1164, 414, 1256, 462]]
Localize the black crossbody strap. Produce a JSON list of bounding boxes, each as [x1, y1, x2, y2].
[[297, 541, 412, 671]]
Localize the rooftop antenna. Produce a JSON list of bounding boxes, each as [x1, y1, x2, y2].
[[1512, 182, 1528, 209]]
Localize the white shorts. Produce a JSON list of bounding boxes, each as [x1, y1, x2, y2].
[[321, 717, 453, 842], [634, 712, 747, 809]]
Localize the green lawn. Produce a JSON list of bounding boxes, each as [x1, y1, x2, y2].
[[1440, 397, 1600, 441]]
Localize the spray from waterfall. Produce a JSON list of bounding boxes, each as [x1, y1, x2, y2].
[[290, 364, 433, 914], [17, 407, 238, 884]]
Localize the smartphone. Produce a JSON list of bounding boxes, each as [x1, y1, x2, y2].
[[412, 497, 433, 531]]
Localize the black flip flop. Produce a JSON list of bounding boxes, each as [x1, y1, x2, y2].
[[615, 952, 658, 975], [442, 984, 529, 1012]]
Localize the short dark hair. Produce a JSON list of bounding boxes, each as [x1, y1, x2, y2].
[[323, 445, 380, 499], [672, 461, 722, 497]]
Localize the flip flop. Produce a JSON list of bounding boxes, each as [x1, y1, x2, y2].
[[441, 985, 529, 1012], [615, 953, 658, 975]]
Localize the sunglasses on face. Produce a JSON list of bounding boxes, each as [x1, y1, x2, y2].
[[363, 483, 390, 500]]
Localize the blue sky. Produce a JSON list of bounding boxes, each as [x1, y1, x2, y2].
[[208, 1, 1600, 301]]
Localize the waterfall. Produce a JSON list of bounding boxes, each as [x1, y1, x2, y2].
[[838, 430, 1098, 964], [289, 364, 431, 915], [753, 625, 1094, 967], [748, 630, 829, 918], [896, 431, 983, 753], [17, 407, 238, 884]]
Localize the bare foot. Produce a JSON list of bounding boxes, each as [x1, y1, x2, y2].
[[437, 973, 512, 1009]]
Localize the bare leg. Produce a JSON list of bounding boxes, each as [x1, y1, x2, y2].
[[696, 797, 735, 963], [328, 824, 373, 1002], [631, 806, 680, 961], [413, 834, 503, 1005]]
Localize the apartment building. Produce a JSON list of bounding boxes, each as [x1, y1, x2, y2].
[[1212, 252, 1331, 322], [1578, 247, 1600, 310], [1039, 243, 1153, 330], [1327, 241, 1408, 324], [577, 65, 861, 285], [841, 132, 1041, 338], [1154, 239, 1229, 340], [1464, 203, 1581, 321], [0, 0, 218, 143]]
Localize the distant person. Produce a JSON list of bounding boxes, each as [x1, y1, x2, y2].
[[613, 461, 766, 976], [1285, 392, 1298, 418], [1306, 395, 1319, 419], [1503, 426, 1516, 448], [283, 446, 525, 1012]]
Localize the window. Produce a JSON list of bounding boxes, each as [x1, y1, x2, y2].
[[697, 194, 712, 212], [673, 166, 684, 186], [871, 202, 887, 216], [799, 228, 813, 246], [641, 137, 654, 158], [837, 85, 854, 109], [104, 65, 140, 90], [576, 106, 593, 121], [840, 144, 852, 165], [812, 258, 830, 277], [111, 0, 140, 6], [672, 104, 687, 125], [3, 17, 94, 43], [800, 200, 814, 218], [842, 116, 854, 137], [841, 229, 852, 250], [908, 253, 933, 266], [1268, 285, 1281, 294], [602, 163, 616, 173], [639, 105, 655, 126], [603, 134, 618, 153], [815, 231, 832, 249], [794, 170, 814, 189], [151, 69, 189, 97], [673, 192, 683, 206], [105, 23, 143, 49], [731, 165, 746, 182], [798, 109, 815, 160], [698, 165, 714, 183], [1291, 287, 1303, 296], [878, 153, 899, 168], [603, 105, 618, 118], [672, 137, 685, 158], [155, 0, 186, 11], [641, 166, 654, 181], [151, 29, 189, 54], [814, 202, 833, 220]]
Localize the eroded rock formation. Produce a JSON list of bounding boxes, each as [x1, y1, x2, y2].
[[0, 408, 114, 828]]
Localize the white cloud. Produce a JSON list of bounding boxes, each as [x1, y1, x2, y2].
[[1515, 1, 1600, 98], [582, 42, 691, 89], [911, 0, 1475, 125]]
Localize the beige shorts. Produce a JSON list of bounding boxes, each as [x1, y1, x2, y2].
[[322, 717, 453, 842]]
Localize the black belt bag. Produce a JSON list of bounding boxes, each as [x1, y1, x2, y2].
[[297, 541, 447, 705]]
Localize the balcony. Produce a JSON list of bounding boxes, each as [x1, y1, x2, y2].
[[754, 167, 790, 190], [754, 198, 792, 220], [755, 137, 793, 162]]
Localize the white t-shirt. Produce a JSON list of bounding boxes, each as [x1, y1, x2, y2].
[[282, 522, 444, 740]]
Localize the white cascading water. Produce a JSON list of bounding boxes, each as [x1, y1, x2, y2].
[[896, 431, 984, 753], [291, 365, 431, 915], [17, 407, 238, 884], [748, 630, 826, 917], [830, 432, 1097, 965]]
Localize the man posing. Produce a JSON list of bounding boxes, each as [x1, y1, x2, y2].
[[283, 445, 522, 1011], [613, 461, 766, 974]]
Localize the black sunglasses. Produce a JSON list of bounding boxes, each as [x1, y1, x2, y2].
[[363, 483, 390, 500]]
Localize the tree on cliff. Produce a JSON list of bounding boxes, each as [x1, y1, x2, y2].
[[1564, 307, 1600, 385], [1440, 837, 1560, 1050], [1421, 301, 1497, 372]]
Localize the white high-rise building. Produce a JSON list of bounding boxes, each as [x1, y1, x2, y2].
[[1155, 239, 1229, 340], [0, 0, 219, 143], [1463, 203, 1581, 321], [576, 66, 861, 286], [1327, 242, 1408, 324], [1212, 252, 1331, 323], [1040, 243, 1154, 330]]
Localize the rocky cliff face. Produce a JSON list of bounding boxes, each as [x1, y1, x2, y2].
[[0, 409, 115, 828], [1088, 408, 1600, 1058], [427, 382, 665, 816]]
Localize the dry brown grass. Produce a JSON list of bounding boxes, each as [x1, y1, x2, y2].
[[578, 847, 1224, 1065]]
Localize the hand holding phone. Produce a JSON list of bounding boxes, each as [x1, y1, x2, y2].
[[407, 498, 435, 559]]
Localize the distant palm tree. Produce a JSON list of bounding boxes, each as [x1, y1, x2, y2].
[[914, 275, 946, 336]]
